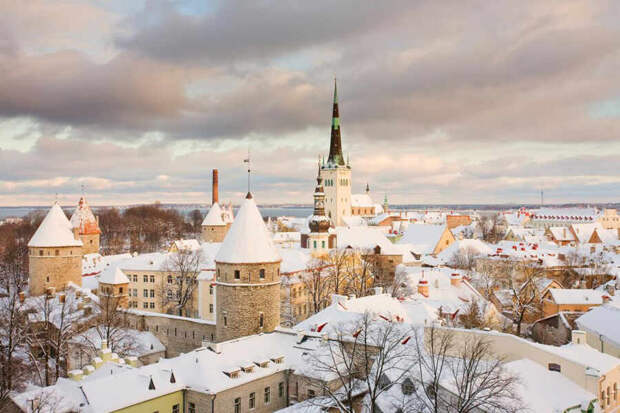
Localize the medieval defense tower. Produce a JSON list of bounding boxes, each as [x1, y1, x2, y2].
[[214, 192, 281, 342], [28, 202, 83, 296], [70, 196, 101, 255], [320, 79, 352, 226]]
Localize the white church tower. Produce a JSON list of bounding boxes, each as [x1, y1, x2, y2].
[[321, 79, 352, 227]]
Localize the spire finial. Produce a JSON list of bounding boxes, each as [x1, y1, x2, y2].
[[333, 77, 338, 104], [243, 147, 252, 197]]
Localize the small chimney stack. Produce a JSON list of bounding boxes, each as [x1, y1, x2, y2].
[[212, 169, 219, 205], [450, 273, 462, 287]]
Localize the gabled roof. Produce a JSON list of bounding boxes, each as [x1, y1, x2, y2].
[[202, 202, 226, 226], [99, 267, 130, 285], [397, 224, 447, 255], [576, 303, 620, 347], [215, 195, 280, 264], [351, 193, 374, 208], [28, 203, 83, 248], [547, 289, 604, 305]]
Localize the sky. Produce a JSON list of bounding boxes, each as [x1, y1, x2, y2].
[[0, 0, 619, 206]]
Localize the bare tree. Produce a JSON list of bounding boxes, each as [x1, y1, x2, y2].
[[504, 266, 544, 336], [188, 209, 203, 235], [480, 215, 503, 243], [26, 293, 77, 386], [163, 248, 203, 317], [345, 249, 376, 298], [279, 280, 296, 327], [0, 246, 29, 408], [385, 266, 414, 299], [448, 247, 478, 271], [411, 326, 522, 413], [302, 258, 332, 315], [327, 248, 350, 295], [306, 312, 413, 413]]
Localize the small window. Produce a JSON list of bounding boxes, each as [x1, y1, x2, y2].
[[167, 275, 172, 284], [172, 404, 179, 413], [234, 397, 241, 413], [119, 287, 123, 294], [249, 392, 256, 409], [308, 389, 315, 398], [143, 289, 148, 298], [259, 269, 265, 279], [188, 403, 196, 413], [150, 289, 155, 298], [234, 270, 240, 280], [149, 302, 155, 309], [209, 304, 214, 313], [143, 302, 148, 309], [39, 250, 43, 256], [279, 382, 284, 398], [264, 386, 271, 404], [55, 249, 59, 256], [209, 285, 214, 295], [224, 316, 227, 326], [259, 312, 264, 328], [548, 363, 561, 372], [150, 275, 155, 283], [167, 290, 173, 300]]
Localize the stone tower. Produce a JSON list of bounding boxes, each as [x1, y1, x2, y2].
[[307, 162, 330, 253], [215, 193, 281, 342], [201, 202, 228, 243], [98, 267, 130, 309], [28, 202, 83, 296], [321, 79, 352, 226], [70, 196, 101, 255]]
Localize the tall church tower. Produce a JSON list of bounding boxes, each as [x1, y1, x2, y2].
[[215, 192, 281, 342], [320, 79, 352, 226]]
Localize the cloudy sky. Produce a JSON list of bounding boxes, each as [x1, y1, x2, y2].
[[1, 0, 619, 206]]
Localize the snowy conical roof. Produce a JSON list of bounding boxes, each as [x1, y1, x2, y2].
[[70, 196, 100, 235], [99, 267, 130, 285], [28, 203, 83, 247], [202, 202, 226, 226], [215, 194, 280, 264]]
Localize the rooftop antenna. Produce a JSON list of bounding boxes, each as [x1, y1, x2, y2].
[[243, 147, 251, 195], [540, 189, 544, 207]]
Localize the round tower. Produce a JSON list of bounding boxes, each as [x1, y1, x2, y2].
[[215, 193, 281, 342], [98, 267, 130, 309], [28, 202, 83, 296], [201, 202, 228, 243], [70, 196, 101, 255], [308, 162, 330, 253]]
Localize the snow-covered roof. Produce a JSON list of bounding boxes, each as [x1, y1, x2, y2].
[[547, 289, 604, 305], [202, 202, 226, 226], [215, 195, 280, 264], [548, 226, 575, 242], [28, 203, 83, 248], [335, 227, 393, 251], [351, 193, 374, 208], [397, 224, 446, 255], [531, 207, 600, 221], [571, 223, 601, 244], [576, 303, 620, 347], [69, 327, 165, 357], [70, 196, 100, 235], [99, 267, 130, 285], [171, 239, 201, 251], [506, 359, 595, 412]]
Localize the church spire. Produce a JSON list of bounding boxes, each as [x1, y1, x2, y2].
[[327, 78, 345, 166]]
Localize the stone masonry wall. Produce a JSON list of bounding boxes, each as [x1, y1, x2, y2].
[[202, 225, 228, 243], [216, 261, 281, 342], [29, 246, 82, 296], [79, 232, 100, 255]]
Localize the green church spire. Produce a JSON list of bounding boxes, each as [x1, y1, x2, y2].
[[327, 78, 345, 166]]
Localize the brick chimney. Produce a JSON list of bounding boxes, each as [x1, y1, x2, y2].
[[450, 273, 462, 287], [212, 169, 219, 205], [418, 277, 429, 297]]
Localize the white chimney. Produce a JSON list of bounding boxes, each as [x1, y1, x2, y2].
[[571, 330, 587, 345], [296, 331, 305, 344]]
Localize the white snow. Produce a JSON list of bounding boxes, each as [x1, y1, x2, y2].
[[576, 302, 620, 347], [28, 202, 83, 248], [98, 267, 129, 285], [548, 288, 604, 305], [397, 223, 447, 255], [215, 195, 280, 264], [202, 202, 226, 226]]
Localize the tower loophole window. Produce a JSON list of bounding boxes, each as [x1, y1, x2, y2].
[[234, 270, 240, 280]]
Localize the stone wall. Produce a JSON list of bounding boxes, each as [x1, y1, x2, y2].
[[29, 246, 82, 296], [124, 311, 216, 357], [80, 232, 100, 255], [216, 261, 281, 342], [201, 225, 227, 243]]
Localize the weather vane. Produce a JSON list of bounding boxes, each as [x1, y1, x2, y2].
[[243, 147, 251, 194]]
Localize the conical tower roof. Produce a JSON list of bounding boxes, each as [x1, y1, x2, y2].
[[70, 196, 100, 235], [215, 194, 280, 264], [28, 202, 83, 247], [202, 202, 226, 226]]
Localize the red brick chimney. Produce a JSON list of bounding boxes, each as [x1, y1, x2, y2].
[[212, 169, 219, 205]]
